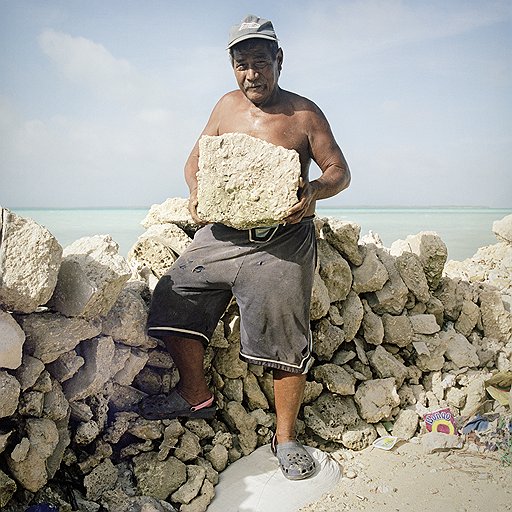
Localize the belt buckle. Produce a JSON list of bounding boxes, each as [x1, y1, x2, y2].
[[248, 224, 280, 243]]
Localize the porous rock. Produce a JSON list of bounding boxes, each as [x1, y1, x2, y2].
[[310, 270, 331, 320], [101, 285, 156, 349], [0, 468, 16, 508], [7, 418, 59, 492], [492, 213, 512, 244], [19, 312, 101, 364], [0, 371, 21, 418], [454, 300, 480, 336], [312, 363, 356, 395], [15, 354, 45, 391], [141, 197, 196, 231], [441, 329, 480, 368], [133, 452, 187, 500], [338, 290, 364, 342], [321, 217, 363, 266], [361, 299, 384, 345], [382, 314, 413, 347], [391, 409, 419, 440], [351, 245, 388, 294], [367, 249, 409, 315], [84, 458, 118, 501], [197, 133, 300, 229], [369, 346, 408, 387], [479, 286, 512, 342], [128, 223, 192, 280], [312, 318, 345, 361], [395, 251, 430, 302], [409, 314, 440, 335], [303, 393, 360, 442], [317, 239, 352, 302], [0, 310, 25, 369], [341, 422, 377, 450], [390, 231, 447, 290], [0, 208, 62, 313], [62, 336, 116, 401], [354, 378, 400, 423], [50, 235, 131, 319]]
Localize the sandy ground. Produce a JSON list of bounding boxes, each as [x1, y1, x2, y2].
[[298, 440, 512, 512]]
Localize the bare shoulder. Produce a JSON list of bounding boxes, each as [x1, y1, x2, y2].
[[214, 90, 245, 110], [282, 90, 329, 124], [282, 89, 321, 110]]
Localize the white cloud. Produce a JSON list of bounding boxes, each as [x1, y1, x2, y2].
[[289, 0, 509, 60], [38, 29, 164, 104], [0, 98, 191, 207]]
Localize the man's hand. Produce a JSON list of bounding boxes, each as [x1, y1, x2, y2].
[[188, 188, 207, 225], [283, 178, 318, 224]]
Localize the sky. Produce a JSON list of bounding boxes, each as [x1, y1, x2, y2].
[[0, 0, 511, 208]]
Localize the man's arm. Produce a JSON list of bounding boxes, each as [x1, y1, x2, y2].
[[285, 103, 350, 224]]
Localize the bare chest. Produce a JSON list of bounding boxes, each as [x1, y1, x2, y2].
[[217, 109, 310, 164]]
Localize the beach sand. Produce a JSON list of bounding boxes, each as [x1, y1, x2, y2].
[[299, 441, 511, 512]]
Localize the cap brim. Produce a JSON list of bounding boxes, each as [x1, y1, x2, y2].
[[226, 33, 278, 50]]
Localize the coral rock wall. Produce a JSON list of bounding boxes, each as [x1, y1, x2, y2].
[[1, 204, 511, 512]]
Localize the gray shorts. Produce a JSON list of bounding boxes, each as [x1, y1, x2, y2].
[[147, 217, 316, 373]]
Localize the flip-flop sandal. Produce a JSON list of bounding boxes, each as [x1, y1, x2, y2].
[[139, 389, 216, 420], [271, 434, 316, 480]]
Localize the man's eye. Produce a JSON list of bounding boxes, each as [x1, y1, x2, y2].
[[236, 64, 246, 71], [255, 61, 268, 69]]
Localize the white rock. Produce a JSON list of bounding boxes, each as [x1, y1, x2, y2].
[[441, 329, 480, 368], [421, 432, 462, 453], [50, 235, 131, 319], [7, 418, 59, 492], [62, 336, 116, 401], [354, 378, 400, 423], [492, 214, 512, 244], [444, 241, 512, 295], [19, 312, 101, 364], [317, 239, 352, 302], [141, 197, 196, 230], [367, 249, 409, 315], [0, 208, 62, 313], [369, 346, 408, 387], [479, 286, 512, 342], [321, 217, 363, 266], [0, 310, 25, 369], [196, 133, 300, 229], [0, 371, 21, 418], [351, 245, 389, 294], [409, 314, 440, 335], [127, 223, 192, 280], [390, 231, 447, 290], [391, 409, 419, 440], [102, 286, 156, 349]]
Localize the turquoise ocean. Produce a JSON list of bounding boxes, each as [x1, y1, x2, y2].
[[11, 207, 511, 262]]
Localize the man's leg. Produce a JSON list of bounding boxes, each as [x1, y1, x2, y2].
[[272, 369, 315, 480], [273, 369, 307, 443], [162, 335, 213, 405]]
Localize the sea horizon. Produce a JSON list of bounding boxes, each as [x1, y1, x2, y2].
[[9, 204, 509, 210], [8, 205, 511, 263]]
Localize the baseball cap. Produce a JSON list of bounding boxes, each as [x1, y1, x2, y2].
[[227, 14, 278, 49]]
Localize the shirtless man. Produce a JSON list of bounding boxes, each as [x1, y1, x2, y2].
[[142, 15, 350, 480]]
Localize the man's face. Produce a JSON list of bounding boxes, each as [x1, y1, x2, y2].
[[231, 40, 283, 106]]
